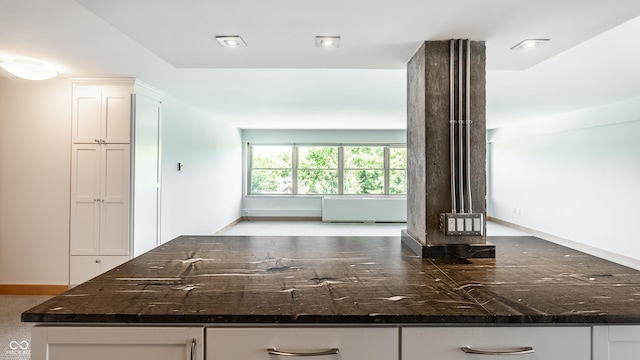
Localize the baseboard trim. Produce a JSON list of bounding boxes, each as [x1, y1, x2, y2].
[[214, 217, 245, 235], [242, 216, 323, 222], [0, 284, 68, 295], [488, 217, 640, 271]]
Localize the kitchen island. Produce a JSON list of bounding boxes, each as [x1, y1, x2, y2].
[[23, 235, 640, 359]]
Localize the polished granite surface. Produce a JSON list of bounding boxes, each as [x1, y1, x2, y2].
[[23, 235, 640, 324]]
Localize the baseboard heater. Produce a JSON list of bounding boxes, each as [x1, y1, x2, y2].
[[321, 197, 407, 223]]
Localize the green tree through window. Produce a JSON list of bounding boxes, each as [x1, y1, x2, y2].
[[248, 144, 406, 195], [297, 146, 338, 194], [344, 146, 384, 194], [250, 146, 292, 194]]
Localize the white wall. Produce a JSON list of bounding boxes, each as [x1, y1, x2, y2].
[[0, 78, 71, 284], [241, 129, 407, 218], [489, 97, 640, 265], [160, 96, 242, 243]]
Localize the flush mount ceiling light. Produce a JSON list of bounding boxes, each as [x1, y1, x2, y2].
[[315, 36, 340, 48], [0, 58, 57, 80], [215, 35, 247, 48], [510, 39, 550, 50]]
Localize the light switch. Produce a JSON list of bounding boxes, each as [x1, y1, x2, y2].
[[178, 162, 184, 171], [447, 218, 456, 232], [473, 217, 482, 233], [464, 218, 473, 232]]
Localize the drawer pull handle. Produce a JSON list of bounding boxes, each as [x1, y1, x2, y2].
[[187, 338, 196, 360], [461, 346, 534, 355], [267, 348, 339, 356]]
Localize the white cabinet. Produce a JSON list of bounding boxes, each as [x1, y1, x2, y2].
[[69, 79, 162, 286], [71, 143, 130, 256], [72, 86, 131, 144], [70, 143, 130, 286], [593, 326, 640, 360], [402, 327, 590, 360], [31, 326, 203, 360], [69, 255, 129, 285], [206, 327, 398, 360]]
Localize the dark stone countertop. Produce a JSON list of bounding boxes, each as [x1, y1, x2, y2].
[[22, 235, 640, 325]]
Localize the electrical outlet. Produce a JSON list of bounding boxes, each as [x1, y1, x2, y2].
[[439, 213, 484, 236]]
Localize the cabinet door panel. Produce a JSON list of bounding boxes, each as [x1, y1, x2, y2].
[[71, 202, 100, 255], [73, 90, 102, 143], [103, 145, 129, 199], [207, 327, 398, 360], [101, 145, 130, 255], [73, 146, 101, 198], [403, 327, 589, 360], [101, 201, 129, 255], [103, 92, 131, 143], [593, 325, 640, 360], [71, 145, 101, 255]]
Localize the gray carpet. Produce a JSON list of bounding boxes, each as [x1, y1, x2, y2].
[[0, 295, 51, 360]]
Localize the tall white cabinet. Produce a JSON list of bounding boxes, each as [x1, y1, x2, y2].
[[69, 79, 161, 286]]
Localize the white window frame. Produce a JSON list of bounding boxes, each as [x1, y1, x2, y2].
[[247, 143, 406, 196]]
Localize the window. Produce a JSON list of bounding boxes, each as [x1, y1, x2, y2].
[[297, 146, 339, 195], [344, 146, 384, 194], [248, 144, 406, 196], [389, 147, 407, 194], [249, 145, 292, 194]]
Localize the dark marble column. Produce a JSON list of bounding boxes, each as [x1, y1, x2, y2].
[[402, 40, 493, 259]]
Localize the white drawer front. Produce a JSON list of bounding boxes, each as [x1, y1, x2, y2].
[[207, 327, 398, 360], [70, 255, 129, 286], [403, 327, 590, 360], [32, 326, 203, 360]]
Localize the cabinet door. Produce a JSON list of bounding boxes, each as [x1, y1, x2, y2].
[[402, 327, 590, 360], [70, 144, 101, 255], [31, 326, 203, 360], [103, 91, 131, 143], [70, 144, 129, 256], [101, 144, 130, 255], [207, 327, 398, 360], [73, 89, 102, 143], [72, 88, 131, 144], [593, 326, 640, 360]]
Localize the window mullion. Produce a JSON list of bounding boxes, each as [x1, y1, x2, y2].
[[247, 144, 253, 195], [384, 146, 390, 195], [292, 145, 298, 195], [338, 146, 344, 195]]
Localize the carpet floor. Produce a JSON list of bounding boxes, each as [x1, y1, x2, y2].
[[0, 295, 51, 360]]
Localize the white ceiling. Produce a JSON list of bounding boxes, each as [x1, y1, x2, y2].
[[1, 0, 640, 129]]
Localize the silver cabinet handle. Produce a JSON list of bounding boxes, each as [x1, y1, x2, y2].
[[461, 346, 534, 355], [187, 338, 196, 360], [267, 348, 339, 357]]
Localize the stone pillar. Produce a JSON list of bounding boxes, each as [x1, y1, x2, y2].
[[402, 40, 494, 259]]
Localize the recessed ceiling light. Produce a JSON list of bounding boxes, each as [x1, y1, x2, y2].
[[0, 58, 57, 80], [510, 39, 550, 50], [315, 36, 340, 48], [215, 36, 247, 48]]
